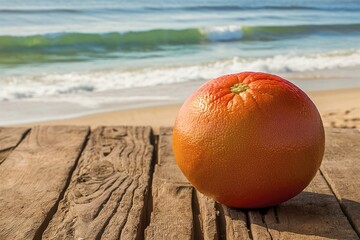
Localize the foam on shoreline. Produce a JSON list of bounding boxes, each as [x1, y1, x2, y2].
[[2, 51, 360, 102], [2, 68, 360, 126]]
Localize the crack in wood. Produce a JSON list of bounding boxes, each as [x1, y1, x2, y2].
[[0, 149, 13, 165], [192, 189, 204, 240], [196, 191, 218, 240], [142, 134, 158, 236], [273, 206, 280, 224], [144, 127, 193, 239], [260, 210, 273, 240], [92, 175, 129, 219], [248, 171, 359, 239], [105, 178, 139, 239], [41, 126, 154, 240], [117, 179, 139, 239], [3, 126, 359, 239], [95, 179, 134, 240], [245, 211, 254, 240], [223, 206, 250, 240], [215, 203, 226, 240], [0, 128, 30, 165]]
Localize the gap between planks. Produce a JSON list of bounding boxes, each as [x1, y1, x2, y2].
[[41, 126, 155, 240], [319, 128, 360, 238], [0, 126, 90, 240], [319, 169, 360, 239], [1, 126, 359, 240], [145, 127, 360, 240], [143, 134, 159, 237], [34, 129, 90, 240]]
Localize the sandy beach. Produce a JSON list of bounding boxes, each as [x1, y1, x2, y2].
[[2, 2, 360, 239], [15, 87, 360, 134]]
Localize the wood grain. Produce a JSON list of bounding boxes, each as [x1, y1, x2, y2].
[[249, 172, 359, 239], [196, 191, 218, 240], [43, 126, 154, 240], [0, 126, 89, 240], [218, 205, 250, 240], [321, 128, 360, 237], [1, 125, 358, 239], [0, 127, 29, 164], [145, 127, 194, 240]]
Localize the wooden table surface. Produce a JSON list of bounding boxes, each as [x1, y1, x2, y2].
[[0, 126, 359, 240]]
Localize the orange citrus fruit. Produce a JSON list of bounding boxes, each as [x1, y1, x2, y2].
[[173, 72, 325, 208]]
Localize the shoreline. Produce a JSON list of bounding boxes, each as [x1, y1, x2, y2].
[[0, 68, 360, 126], [2, 67, 360, 126], [12, 87, 360, 134]]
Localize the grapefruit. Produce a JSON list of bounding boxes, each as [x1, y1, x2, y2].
[[173, 72, 325, 208]]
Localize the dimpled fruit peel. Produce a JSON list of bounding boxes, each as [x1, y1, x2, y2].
[[173, 72, 325, 208]]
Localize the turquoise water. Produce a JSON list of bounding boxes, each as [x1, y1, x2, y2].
[[0, 0, 360, 123]]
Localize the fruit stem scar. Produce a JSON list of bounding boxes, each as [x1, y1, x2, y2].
[[230, 83, 249, 94]]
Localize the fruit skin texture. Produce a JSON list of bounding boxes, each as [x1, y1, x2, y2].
[[173, 72, 325, 208]]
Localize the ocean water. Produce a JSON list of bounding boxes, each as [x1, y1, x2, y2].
[[1, 0, 360, 124]]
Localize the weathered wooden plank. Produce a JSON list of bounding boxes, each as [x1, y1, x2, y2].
[[249, 172, 359, 239], [218, 205, 250, 240], [0, 127, 29, 164], [321, 128, 360, 237], [145, 127, 250, 240], [0, 126, 89, 240], [196, 191, 218, 240], [145, 127, 194, 240], [43, 126, 154, 240]]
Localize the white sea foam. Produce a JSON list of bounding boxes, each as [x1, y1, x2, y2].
[[1, 49, 360, 102], [204, 25, 244, 41]]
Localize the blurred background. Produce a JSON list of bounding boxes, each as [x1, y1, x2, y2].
[[0, 0, 359, 125]]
